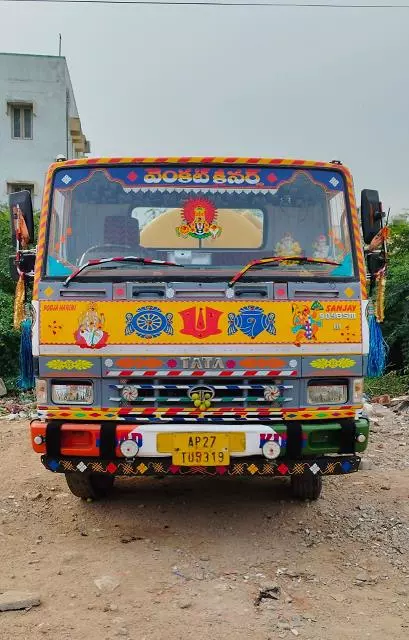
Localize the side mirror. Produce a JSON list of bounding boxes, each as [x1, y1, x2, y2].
[[9, 190, 34, 248], [361, 189, 383, 245]]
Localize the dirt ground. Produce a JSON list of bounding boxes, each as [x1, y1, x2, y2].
[[0, 408, 408, 640]]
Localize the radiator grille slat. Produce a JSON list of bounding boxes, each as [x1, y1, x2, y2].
[[109, 377, 294, 409]]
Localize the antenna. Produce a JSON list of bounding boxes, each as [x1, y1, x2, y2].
[[58, 33, 62, 56]]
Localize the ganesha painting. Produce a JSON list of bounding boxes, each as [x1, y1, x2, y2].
[[74, 303, 109, 349]]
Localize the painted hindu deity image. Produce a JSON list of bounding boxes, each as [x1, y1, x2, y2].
[[275, 232, 302, 257], [291, 301, 323, 346], [312, 234, 330, 259], [74, 303, 109, 348], [176, 198, 222, 240]]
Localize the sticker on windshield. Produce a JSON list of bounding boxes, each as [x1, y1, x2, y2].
[[275, 233, 302, 258], [176, 198, 222, 240]]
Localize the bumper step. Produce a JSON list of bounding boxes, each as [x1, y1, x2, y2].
[[41, 455, 361, 477]]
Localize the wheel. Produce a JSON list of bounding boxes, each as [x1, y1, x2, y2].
[[65, 473, 115, 499], [290, 474, 322, 500]]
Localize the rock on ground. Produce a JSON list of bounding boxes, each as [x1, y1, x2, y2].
[[0, 591, 41, 611]]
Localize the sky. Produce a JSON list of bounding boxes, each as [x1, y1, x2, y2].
[[0, 0, 408, 215]]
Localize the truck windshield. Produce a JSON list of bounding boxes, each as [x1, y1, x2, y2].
[[46, 165, 355, 280]]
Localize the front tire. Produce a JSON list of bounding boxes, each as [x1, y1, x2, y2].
[[291, 474, 322, 500], [65, 473, 115, 499]]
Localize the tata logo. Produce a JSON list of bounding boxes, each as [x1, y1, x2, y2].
[[188, 385, 216, 410], [179, 306, 222, 339], [181, 357, 225, 370]]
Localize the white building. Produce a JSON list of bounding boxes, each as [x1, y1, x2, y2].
[[0, 52, 90, 210]]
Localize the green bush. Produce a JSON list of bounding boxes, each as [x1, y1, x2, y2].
[[0, 206, 19, 387], [0, 291, 21, 387], [381, 220, 409, 371], [0, 206, 14, 294], [0, 204, 39, 391], [365, 372, 409, 399]]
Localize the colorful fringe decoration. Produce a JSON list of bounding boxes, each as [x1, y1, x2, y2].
[[12, 201, 30, 329], [13, 272, 26, 330], [12, 203, 30, 249], [367, 227, 389, 253], [17, 317, 34, 390], [367, 299, 387, 378], [375, 268, 386, 323]]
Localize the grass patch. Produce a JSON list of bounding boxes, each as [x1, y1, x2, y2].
[[365, 371, 409, 399]]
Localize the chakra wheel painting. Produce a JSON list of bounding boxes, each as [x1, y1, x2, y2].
[[125, 306, 174, 339]]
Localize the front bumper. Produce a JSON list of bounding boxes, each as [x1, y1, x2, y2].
[[31, 418, 370, 458], [41, 454, 361, 477]]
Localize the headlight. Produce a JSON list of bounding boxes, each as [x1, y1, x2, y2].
[[51, 383, 93, 405], [353, 378, 364, 404], [36, 378, 47, 404], [307, 383, 347, 405]]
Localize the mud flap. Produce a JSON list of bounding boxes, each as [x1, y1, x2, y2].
[[99, 422, 117, 459], [339, 419, 357, 454]]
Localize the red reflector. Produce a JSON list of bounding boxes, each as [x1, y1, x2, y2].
[[61, 430, 92, 448], [60, 424, 100, 456]]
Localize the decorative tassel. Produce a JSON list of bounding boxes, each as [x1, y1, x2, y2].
[[17, 317, 34, 390], [12, 203, 30, 248], [368, 227, 389, 253], [367, 300, 387, 378], [13, 272, 26, 330], [375, 271, 386, 323]]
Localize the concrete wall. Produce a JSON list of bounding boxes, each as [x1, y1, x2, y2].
[[0, 53, 89, 210]]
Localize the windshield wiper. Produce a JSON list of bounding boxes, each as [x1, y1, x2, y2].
[[228, 256, 340, 288], [63, 256, 185, 287]]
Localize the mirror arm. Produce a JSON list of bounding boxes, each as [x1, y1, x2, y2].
[[15, 248, 36, 278]]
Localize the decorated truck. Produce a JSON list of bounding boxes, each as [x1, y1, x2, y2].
[[9, 157, 387, 500]]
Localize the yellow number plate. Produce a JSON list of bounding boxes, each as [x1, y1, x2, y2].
[[172, 432, 230, 466]]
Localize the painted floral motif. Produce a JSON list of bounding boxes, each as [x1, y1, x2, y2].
[[46, 359, 93, 371], [48, 319, 63, 336], [263, 385, 282, 402], [310, 358, 356, 369]]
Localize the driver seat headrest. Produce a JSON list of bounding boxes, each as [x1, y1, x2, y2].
[[104, 216, 140, 247]]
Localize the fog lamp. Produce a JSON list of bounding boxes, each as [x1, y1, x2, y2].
[[119, 439, 139, 458], [262, 440, 281, 460]]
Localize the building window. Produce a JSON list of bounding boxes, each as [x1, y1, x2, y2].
[[11, 104, 33, 139], [7, 183, 34, 198]]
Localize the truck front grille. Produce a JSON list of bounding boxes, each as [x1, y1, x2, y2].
[[108, 377, 294, 409]]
